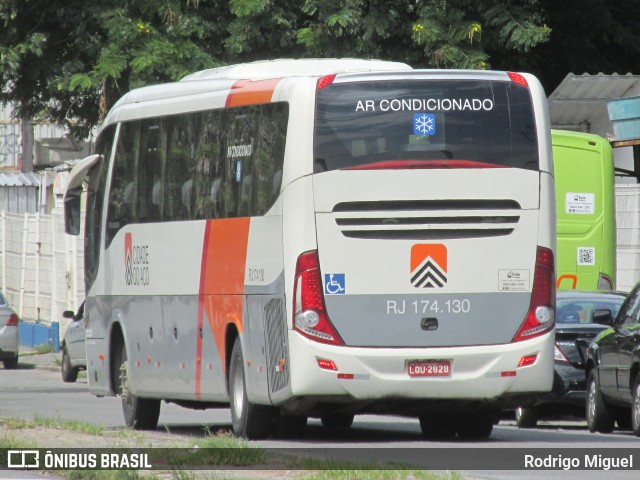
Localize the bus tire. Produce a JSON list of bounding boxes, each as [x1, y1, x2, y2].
[[229, 338, 275, 439], [61, 346, 79, 383], [118, 344, 160, 430], [321, 413, 354, 429], [456, 412, 496, 439], [419, 414, 456, 440], [586, 370, 614, 433], [515, 406, 537, 428]]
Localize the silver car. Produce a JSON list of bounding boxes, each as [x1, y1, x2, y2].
[[0, 291, 19, 369], [61, 302, 86, 382]]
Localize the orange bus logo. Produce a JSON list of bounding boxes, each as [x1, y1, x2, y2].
[[411, 244, 447, 288]]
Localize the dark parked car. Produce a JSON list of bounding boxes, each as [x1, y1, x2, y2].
[[586, 283, 640, 435], [61, 302, 86, 383], [514, 290, 626, 428]]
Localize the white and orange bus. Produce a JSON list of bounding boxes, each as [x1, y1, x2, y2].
[[64, 59, 556, 440]]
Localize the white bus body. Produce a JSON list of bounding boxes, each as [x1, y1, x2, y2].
[[64, 59, 556, 439]]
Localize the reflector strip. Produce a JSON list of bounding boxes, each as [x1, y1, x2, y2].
[[337, 373, 355, 380], [501, 371, 517, 377]]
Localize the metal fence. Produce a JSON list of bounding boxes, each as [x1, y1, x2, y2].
[[0, 208, 84, 327]]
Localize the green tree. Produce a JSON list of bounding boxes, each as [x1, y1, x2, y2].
[[5, 0, 637, 138], [0, 0, 226, 138], [492, 0, 640, 94]]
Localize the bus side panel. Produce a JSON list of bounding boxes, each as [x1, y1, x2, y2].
[[165, 294, 226, 401], [539, 170, 557, 256], [243, 212, 289, 405], [85, 296, 112, 397], [122, 295, 166, 397]]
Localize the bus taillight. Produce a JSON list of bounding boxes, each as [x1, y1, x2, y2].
[[293, 251, 344, 346], [317, 74, 337, 90], [512, 246, 555, 342], [507, 72, 529, 87]]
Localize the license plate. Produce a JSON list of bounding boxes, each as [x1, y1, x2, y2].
[[407, 360, 452, 377]]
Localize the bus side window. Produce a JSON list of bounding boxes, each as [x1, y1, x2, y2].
[[106, 125, 136, 246]]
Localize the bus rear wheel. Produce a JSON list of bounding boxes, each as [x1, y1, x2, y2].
[[419, 414, 456, 440], [117, 343, 160, 430], [229, 338, 275, 439], [456, 412, 496, 439]]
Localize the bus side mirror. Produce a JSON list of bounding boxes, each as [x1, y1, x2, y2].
[[592, 309, 613, 326], [62, 154, 101, 236], [64, 186, 82, 235]]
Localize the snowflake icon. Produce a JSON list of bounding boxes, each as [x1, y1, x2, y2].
[[413, 113, 436, 136]]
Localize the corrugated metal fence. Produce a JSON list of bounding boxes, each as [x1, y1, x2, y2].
[[616, 184, 640, 292], [0, 208, 84, 326]]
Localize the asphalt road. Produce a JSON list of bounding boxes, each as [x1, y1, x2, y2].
[[2, 353, 640, 479]]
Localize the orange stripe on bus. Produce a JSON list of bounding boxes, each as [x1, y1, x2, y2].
[[225, 79, 280, 107], [195, 218, 250, 399]]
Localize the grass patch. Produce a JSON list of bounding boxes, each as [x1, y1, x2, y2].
[[65, 470, 163, 479], [288, 456, 463, 479], [0, 417, 31, 429], [0, 416, 459, 480], [30, 415, 105, 436], [162, 431, 267, 467], [113, 428, 145, 440], [301, 470, 462, 480], [0, 434, 32, 449], [34, 344, 55, 354]]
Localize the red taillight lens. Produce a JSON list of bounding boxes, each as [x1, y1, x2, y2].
[[597, 273, 614, 291], [512, 246, 555, 342], [317, 358, 338, 371], [518, 354, 538, 368], [6, 313, 19, 327], [317, 74, 336, 90], [507, 72, 529, 87], [293, 251, 344, 346]]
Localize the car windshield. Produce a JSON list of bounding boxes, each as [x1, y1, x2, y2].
[[556, 296, 624, 324]]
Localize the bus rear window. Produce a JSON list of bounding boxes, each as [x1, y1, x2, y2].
[[314, 79, 538, 172]]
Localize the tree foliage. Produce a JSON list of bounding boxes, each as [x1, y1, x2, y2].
[[0, 0, 638, 138]]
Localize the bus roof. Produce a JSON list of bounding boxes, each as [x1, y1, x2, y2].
[[101, 59, 541, 134], [551, 129, 612, 153], [181, 58, 413, 81]]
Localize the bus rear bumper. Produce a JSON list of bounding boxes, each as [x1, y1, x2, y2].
[[287, 331, 554, 405]]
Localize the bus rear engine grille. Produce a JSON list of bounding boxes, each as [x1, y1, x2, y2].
[[332, 200, 521, 240]]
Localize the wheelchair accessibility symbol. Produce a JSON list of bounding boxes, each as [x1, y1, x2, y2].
[[324, 274, 346, 295]]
